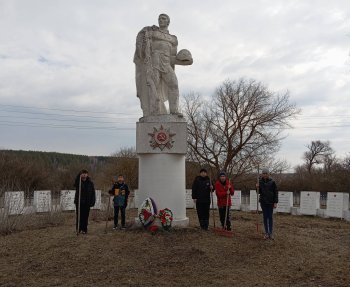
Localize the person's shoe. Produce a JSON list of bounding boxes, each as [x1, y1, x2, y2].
[[112, 225, 118, 230], [263, 234, 269, 240], [121, 225, 126, 230], [269, 234, 275, 240], [226, 226, 232, 231]]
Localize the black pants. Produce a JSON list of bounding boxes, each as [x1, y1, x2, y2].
[[196, 202, 210, 230], [76, 204, 90, 233], [218, 206, 231, 230], [114, 206, 126, 227]]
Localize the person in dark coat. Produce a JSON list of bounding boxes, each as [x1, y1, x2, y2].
[[74, 169, 96, 234], [192, 168, 213, 230], [256, 168, 278, 240], [108, 175, 130, 230], [215, 172, 234, 231]]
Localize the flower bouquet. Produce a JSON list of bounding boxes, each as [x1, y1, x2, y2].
[[158, 208, 173, 231]]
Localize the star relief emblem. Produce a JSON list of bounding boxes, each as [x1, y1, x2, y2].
[[148, 125, 176, 150]]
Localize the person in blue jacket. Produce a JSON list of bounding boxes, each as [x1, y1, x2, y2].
[[109, 175, 130, 230]]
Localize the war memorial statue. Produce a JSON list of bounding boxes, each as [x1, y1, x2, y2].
[[134, 14, 192, 227], [134, 13, 193, 117]]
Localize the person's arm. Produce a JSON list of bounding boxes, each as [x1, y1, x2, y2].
[[90, 182, 96, 207], [192, 179, 198, 201], [73, 172, 81, 204], [108, 184, 115, 196], [273, 181, 278, 204], [170, 35, 178, 68], [74, 190, 78, 205], [124, 184, 130, 208]]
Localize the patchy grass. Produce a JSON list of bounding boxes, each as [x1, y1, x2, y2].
[[0, 210, 349, 286]]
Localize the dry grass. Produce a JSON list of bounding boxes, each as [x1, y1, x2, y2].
[[1, 209, 349, 287]]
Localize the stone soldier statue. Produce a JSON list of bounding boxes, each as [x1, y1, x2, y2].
[[134, 14, 193, 117]]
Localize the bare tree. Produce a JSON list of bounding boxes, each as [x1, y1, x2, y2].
[[184, 78, 298, 178], [99, 147, 138, 189], [303, 140, 334, 173]]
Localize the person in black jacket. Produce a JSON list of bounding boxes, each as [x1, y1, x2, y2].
[[74, 169, 96, 234], [108, 175, 130, 230], [256, 168, 278, 240], [192, 168, 213, 230]]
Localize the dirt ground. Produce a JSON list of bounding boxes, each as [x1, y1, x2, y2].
[[1, 209, 349, 287]]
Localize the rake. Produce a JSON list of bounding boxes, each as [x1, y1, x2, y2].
[[212, 178, 233, 238]]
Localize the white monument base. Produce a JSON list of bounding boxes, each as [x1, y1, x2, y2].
[[136, 115, 188, 227]]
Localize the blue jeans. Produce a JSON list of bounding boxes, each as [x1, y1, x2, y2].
[[260, 203, 274, 235]]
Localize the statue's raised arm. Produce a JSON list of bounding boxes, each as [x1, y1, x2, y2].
[[134, 14, 193, 117]]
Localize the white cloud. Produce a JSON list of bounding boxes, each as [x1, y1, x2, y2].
[[0, 0, 349, 164]]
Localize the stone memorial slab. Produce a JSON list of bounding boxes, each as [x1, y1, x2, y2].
[[326, 192, 349, 218], [300, 191, 320, 215], [4, 191, 24, 215], [34, 190, 51, 212], [231, 190, 241, 210], [249, 190, 262, 211], [91, 190, 101, 210], [277, 191, 293, 213], [60, 190, 75, 211], [185, 189, 194, 208], [211, 194, 218, 209]]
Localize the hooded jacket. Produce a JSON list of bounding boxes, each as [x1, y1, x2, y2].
[[74, 174, 96, 207], [192, 176, 211, 204], [215, 179, 234, 207], [258, 177, 278, 204]]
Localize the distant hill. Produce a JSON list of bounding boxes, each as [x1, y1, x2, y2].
[[0, 149, 109, 170]]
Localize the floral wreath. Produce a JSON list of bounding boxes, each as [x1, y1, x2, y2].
[[138, 198, 173, 233], [138, 198, 157, 227]]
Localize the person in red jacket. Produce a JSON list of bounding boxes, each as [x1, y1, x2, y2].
[[215, 172, 234, 231]]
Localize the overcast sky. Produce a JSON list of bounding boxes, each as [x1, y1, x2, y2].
[[0, 0, 349, 169]]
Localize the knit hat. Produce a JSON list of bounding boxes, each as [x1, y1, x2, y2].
[[261, 168, 269, 174], [219, 171, 226, 177], [200, 168, 207, 173]]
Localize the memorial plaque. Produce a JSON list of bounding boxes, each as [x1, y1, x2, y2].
[[249, 190, 262, 211], [34, 190, 51, 212], [277, 191, 293, 213], [60, 190, 75, 211], [211, 194, 218, 209], [185, 189, 194, 208], [4, 191, 24, 215], [231, 190, 241, 210], [92, 190, 102, 210], [300, 191, 320, 215], [326, 192, 349, 218]]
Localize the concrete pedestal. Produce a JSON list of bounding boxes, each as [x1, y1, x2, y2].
[[136, 115, 188, 227]]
